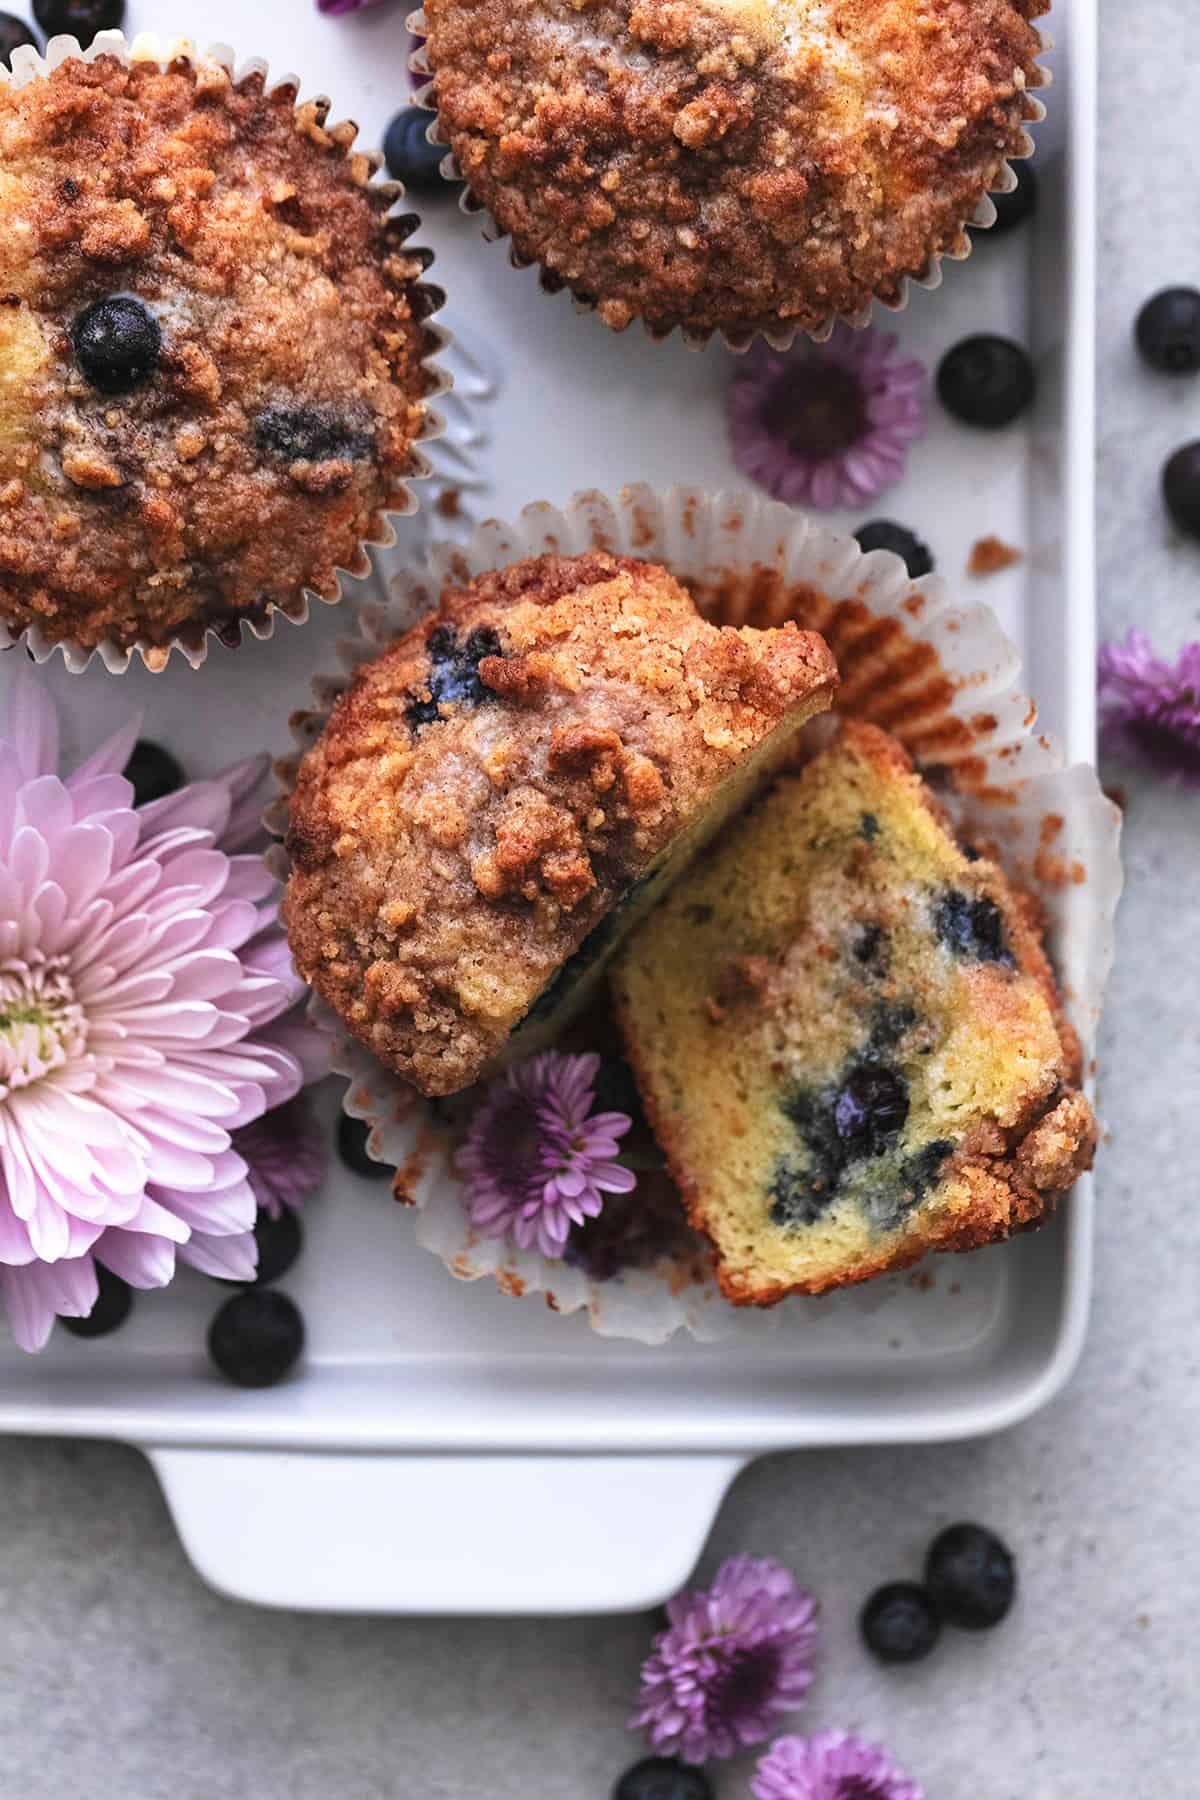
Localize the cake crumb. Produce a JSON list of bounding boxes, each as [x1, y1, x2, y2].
[[968, 535, 1024, 577]]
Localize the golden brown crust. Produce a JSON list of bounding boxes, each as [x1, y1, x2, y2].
[[612, 717, 1096, 1303], [0, 55, 434, 651], [285, 550, 837, 1095], [424, 0, 1047, 338]]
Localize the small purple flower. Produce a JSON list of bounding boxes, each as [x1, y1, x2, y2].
[[631, 1555, 818, 1764], [457, 1052, 635, 1259], [317, 0, 388, 15], [1098, 629, 1200, 785], [233, 1092, 328, 1220], [752, 1730, 923, 1800], [729, 325, 926, 511]]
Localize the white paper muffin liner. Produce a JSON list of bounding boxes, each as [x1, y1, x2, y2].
[[270, 483, 1122, 1345], [0, 30, 456, 674], [405, 12, 1049, 354]]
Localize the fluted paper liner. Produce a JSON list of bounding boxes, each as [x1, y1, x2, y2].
[[405, 12, 1049, 353], [270, 485, 1122, 1345], [0, 30, 453, 674]]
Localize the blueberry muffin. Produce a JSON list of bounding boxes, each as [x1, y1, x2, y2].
[[611, 721, 1096, 1302], [284, 551, 837, 1096], [0, 51, 437, 657], [421, 0, 1046, 340]]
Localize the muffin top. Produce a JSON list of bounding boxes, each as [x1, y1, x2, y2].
[[612, 720, 1095, 1302], [0, 53, 435, 656], [284, 550, 837, 1095], [423, 0, 1046, 339]]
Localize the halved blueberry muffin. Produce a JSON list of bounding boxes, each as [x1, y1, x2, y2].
[[284, 551, 837, 1096], [611, 720, 1095, 1302], [0, 51, 435, 656]]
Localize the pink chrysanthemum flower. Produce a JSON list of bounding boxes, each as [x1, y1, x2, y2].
[[729, 326, 927, 511], [233, 1091, 328, 1221], [457, 1051, 634, 1259], [631, 1555, 818, 1764], [0, 674, 323, 1352], [752, 1730, 923, 1800], [1098, 629, 1200, 785]]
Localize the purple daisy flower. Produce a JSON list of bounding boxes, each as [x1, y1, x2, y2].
[[752, 1730, 923, 1800], [0, 673, 324, 1352], [317, 0, 388, 16], [1097, 629, 1200, 785], [631, 1555, 818, 1764], [729, 325, 927, 511], [457, 1051, 635, 1259], [233, 1091, 328, 1220]]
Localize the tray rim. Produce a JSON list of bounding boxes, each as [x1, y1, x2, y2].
[[0, 0, 1098, 1468]]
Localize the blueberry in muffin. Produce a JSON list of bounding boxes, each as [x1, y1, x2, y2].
[[422, 0, 1047, 341], [611, 720, 1096, 1301], [0, 52, 437, 657], [284, 551, 837, 1097]]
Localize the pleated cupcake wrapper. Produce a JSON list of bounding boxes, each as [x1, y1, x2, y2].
[[405, 11, 1048, 354], [269, 483, 1122, 1346], [0, 30, 455, 674]]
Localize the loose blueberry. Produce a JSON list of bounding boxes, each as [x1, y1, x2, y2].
[[833, 1064, 909, 1154], [207, 1289, 305, 1388], [925, 1523, 1016, 1630], [0, 12, 38, 61], [859, 811, 880, 840], [255, 404, 374, 465], [250, 1208, 304, 1286], [33, 0, 121, 46], [405, 624, 503, 728], [60, 1265, 132, 1339], [1162, 441, 1200, 538], [1136, 287, 1200, 374], [612, 1758, 714, 1800], [983, 160, 1038, 235], [336, 1112, 390, 1180], [933, 889, 1013, 965], [72, 294, 161, 395], [123, 738, 183, 807], [937, 335, 1035, 429], [383, 106, 445, 191], [860, 1582, 941, 1664], [854, 520, 934, 580]]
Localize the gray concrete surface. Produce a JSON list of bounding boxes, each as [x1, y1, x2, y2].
[[2, 2, 1198, 1795]]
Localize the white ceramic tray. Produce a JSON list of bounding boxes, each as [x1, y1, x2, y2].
[[0, 0, 1098, 1613]]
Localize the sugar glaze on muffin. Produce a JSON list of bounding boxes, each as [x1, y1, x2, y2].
[[0, 52, 436, 654], [284, 551, 837, 1096], [423, 0, 1046, 340], [612, 720, 1096, 1302]]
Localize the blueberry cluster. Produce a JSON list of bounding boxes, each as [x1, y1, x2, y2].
[[861, 1523, 1017, 1663], [405, 623, 504, 728], [1134, 286, 1200, 535]]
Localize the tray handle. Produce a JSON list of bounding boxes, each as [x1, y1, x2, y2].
[[149, 1448, 745, 1613]]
